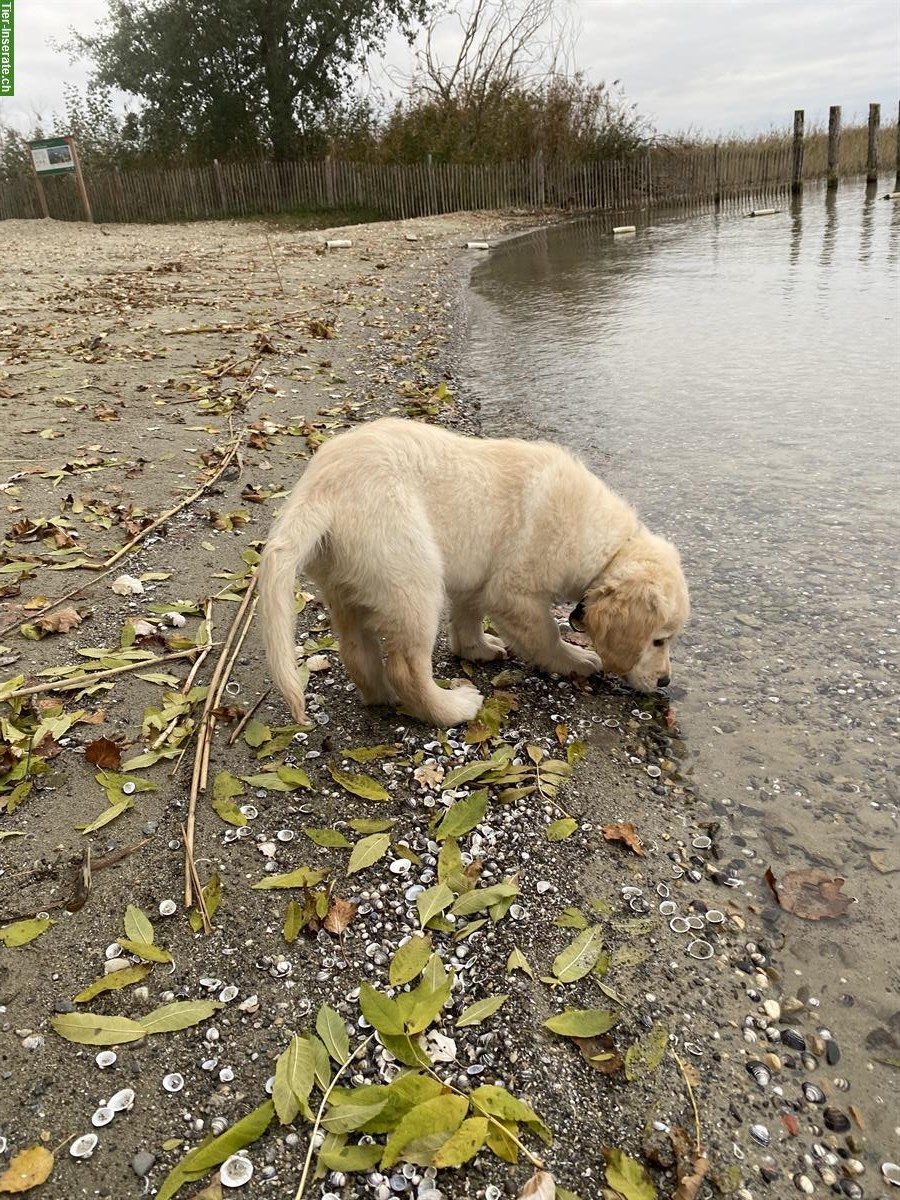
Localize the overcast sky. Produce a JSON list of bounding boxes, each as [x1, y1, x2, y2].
[[2, 0, 897, 138]]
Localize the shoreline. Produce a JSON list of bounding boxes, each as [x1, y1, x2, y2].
[[0, 212, 883, 1200]]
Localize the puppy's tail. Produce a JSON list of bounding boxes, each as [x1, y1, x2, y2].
[[257, 501, 330, 725]]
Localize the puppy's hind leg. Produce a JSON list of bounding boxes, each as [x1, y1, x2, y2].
[[448, 597, 507, 662], [380, 585, 483, 727], [322, 593, 395, 707]]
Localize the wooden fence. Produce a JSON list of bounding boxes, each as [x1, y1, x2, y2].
[[1, 121, 896, 225]]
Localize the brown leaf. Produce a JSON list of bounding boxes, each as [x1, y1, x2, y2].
[[673, 1156, 709, 1200], [601, 821, 644, 857], [0, 1145, 54, 1193], [35, 606, 83, 634], [413, 761, 444, 788], [572, 1033, 624, 1075], [80, 709, 107, 725], [85, 737, 122, 770], [323, 896, 358, 936], [517, 1172, 556, 1199], [766, 866, 854, 920]]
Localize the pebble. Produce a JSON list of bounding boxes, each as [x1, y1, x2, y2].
[[762, 998, 781, 1021], [131, 1151, 156, 1177]]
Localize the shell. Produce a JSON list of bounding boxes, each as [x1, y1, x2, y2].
[[220, 1154, 254, 1187], [70, 1133, 99, 1159], [158, 899, 177, 917], [781, 1028, 806, 1052], [746, 1060, 771, 1087], [801, 1082, 825, 1104], [823, 1106, 851, 1133], [91, 1106, 114, 1127], [162, 1073, 184, 1093], [95, 1051, 117, 1069], [749, 1123, 770, 1146], [882, 1162, 900, 1186], [108, 1087, 135, 1112], [219, 985, 239, 1003]]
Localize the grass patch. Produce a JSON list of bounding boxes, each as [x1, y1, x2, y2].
[[236, 205, 391, 231]]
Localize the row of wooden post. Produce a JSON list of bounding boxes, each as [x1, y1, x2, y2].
[[793, 100, 900, 192]]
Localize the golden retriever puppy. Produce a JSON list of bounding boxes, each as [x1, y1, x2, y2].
[[258, 418, 689, 727]]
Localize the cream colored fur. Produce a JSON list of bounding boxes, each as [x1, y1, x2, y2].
[[258, 418, 689, 727]]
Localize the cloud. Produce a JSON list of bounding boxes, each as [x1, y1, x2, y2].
[[1, 0, 896, 139]]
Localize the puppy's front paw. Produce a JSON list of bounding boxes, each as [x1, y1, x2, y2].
[[565, 647, 603, 677]]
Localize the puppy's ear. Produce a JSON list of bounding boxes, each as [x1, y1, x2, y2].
[[583, 578, 662, 676]]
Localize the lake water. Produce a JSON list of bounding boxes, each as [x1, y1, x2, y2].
[[466, 178, 900, 1145]]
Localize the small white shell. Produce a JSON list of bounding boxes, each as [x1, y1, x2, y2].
[[121, 781, 136, 795], [219, 985, 239, 1003], [220, 1154, 254, 1187], [95, 1051, 117, 1069], [275, 829, 295, 842], [105, 942, 123, 959], [158, 899, 177, 917], [162, 1073, 184, 1093], [219, 1066, 235, 1083], [108, 1087, 135, 1112], [92, 1107, 114, 1127], [70, 1133, 99, 1158], [389, 858, 411, 876], [239, 805, 258, 820]]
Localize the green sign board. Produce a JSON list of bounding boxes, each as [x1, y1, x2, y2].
[[29, 137, 76, 176]]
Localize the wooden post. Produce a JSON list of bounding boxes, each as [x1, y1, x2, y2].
[[791, 109, 804, 193], [30, 157, 50, 219], [324, 153, 335, 207], [66, 137, 93, 222], [534, 145, 545, 209], [213, 158, 228, 212], [896, 100, 900, 189], [866, 102, 880, 183], [826, 105, 841, 188]]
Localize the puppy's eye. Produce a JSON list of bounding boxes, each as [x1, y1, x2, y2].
[[652, 638, 666, 647]]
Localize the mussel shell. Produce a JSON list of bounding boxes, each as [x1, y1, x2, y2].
[[825, 1038, 841, 1065], [749, 1123, 770, 1146], [781, 1028, 807, 1052], [801, 1082, 826, 1104], [746, 1060, 771, 1086], [823, 1105, 851, 1133]]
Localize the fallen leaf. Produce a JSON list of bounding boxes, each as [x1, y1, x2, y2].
[[413, 761, 444, 788], [111, 574, 144, 595], [601, 822, 644, 856], [0, 917, 53, 948], [347, 832, 391, 875], [765, 866, 855, 920], [518, 1171, 556, 1199], [552, 926, 604, 983], [35, 606, 83, 634], [322, 896, 357, 935], [456, 994, 509, 1027], [625, 1021, 669, 1081], [328, 762, 389, 801], [572, 1033, 624, 1075], [85, 737, 122, 770], [543, 1007, 619, 1038], [0, 1146, 54, 1194], [602, 1147, 657, 1200]]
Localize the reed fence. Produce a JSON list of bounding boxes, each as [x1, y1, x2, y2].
[[1, 119, 896, 225]]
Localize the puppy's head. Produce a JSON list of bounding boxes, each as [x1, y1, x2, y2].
[[580, 531, 689, 693]]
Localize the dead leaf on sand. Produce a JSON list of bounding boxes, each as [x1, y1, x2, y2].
[[765, 866, 854, 920], [601, 822, 644, 857], [322, 896, 357, 936], [517, 1171, 556, 1199], [35, 606, 84, 634], [85, 737, 122, 770], [571, 1033, 624, 1075]]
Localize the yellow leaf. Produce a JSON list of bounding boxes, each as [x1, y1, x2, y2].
[[0, 1146, 55, 1193]]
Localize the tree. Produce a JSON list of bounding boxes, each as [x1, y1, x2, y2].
[[373, 0, 650, 163], [70, 0, 432, 161]]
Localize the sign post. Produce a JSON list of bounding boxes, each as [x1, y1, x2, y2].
[[27, 136, 94, 222]]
